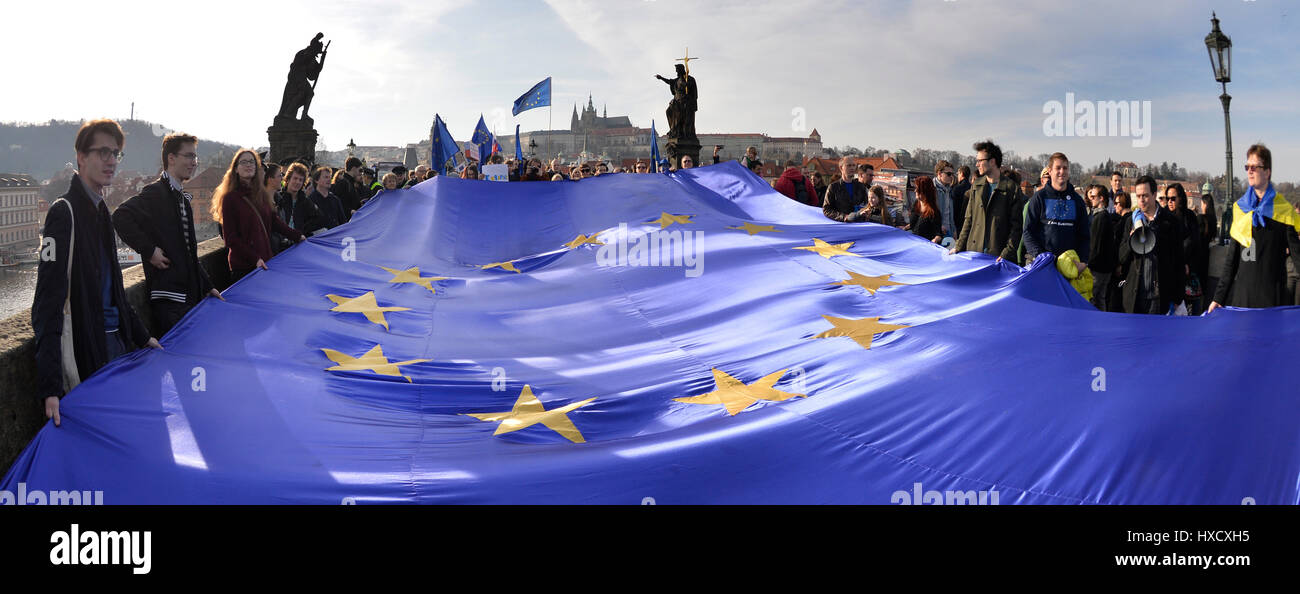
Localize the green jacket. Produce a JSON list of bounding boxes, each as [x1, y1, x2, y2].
[[954, 176, 1023, 261]]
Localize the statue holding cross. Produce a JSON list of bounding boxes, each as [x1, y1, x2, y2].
[[655, 48, 699, 142]]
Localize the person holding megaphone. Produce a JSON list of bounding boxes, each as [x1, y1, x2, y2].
[[1118, 175, 1186, 314]]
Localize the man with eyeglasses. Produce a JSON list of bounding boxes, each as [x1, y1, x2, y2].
[[933, 160, 957, 239], [34, 119, 162, 428], [113, 132, 223, 336], [950, 140, 1022, 262], [1208, 143, 1300, 311]]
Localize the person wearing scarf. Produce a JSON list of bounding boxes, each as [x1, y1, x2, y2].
[[1208, 144, 1300, 311]]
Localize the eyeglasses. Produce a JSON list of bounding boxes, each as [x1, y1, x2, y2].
[[1244, 164, 1267, 172], [85, 147, 124, 162], [940, 170, 954, 176], [237, 160, 256, 167], [975, 157, 990, 164], [177, 152, 199, 162]]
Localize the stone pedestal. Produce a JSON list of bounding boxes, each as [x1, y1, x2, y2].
[[267, 116, 318, 165], [666, 137, 701, 170]]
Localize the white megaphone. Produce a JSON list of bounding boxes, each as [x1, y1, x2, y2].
[[1129, 211, 1157, 255]]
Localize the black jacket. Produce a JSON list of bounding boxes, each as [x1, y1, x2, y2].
[[822, 179, 869, 222], [310, 188, 345, 229], [911, 210, 942, 241], [277, 189, 326, 236], [112, 174, 214, 304], [1088, 209, 1118, 272], [951, 179, 971, 234], [33, 174, 151, 399], [1118, 209, 1186, 313], [1213, 216, 1300, 308], [330, 172, 361, 221]]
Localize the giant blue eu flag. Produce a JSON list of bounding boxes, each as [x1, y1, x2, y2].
[[4, 162, 1300, 504], [511, 77, 551, 116]]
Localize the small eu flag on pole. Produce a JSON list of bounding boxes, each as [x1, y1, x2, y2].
[[512, 77, 552, 116], [514, 124, 524, 178], [431, 114, 459, 175], [472, 116, 494, 165], [650, 119, 662, 173]]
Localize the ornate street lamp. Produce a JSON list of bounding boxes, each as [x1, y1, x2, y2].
[[1205, 12, 1233, 216], [347, 138, 356, 158]]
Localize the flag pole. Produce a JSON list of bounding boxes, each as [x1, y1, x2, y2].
[[548, 104, 553, 160]]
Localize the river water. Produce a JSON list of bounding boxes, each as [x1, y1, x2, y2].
[[0, 263, 39, 321]]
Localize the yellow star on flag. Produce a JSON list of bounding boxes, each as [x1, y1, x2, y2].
[[727, 222, 781, 235], [794, 238, 861, 259], [465, 385, 597, 443], [674, 368, 806, 416], [321, 344, 431, 383], [649, 212, 693, 229], [479, 261, 521, 273], [563, 233, 605, 248], [830, 271, 907, 295], [811, 315, 909, 350], [379, 266, 447, 294], [326, 292, 412, 330]]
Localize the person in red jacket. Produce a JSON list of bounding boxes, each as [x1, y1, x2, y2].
[[210, 149, 304, 282], [774, 160, 818, 206]]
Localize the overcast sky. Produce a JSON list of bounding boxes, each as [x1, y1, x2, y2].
[[4, 0, 1296, 181]]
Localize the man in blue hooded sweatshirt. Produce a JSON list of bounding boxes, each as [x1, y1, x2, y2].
[[1022, 152, 1090, 274]]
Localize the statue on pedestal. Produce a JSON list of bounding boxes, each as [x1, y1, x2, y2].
[[656, 51, 701, 169], [656, 64, 697, 141], [278, 33, 328, 121], [268, 33, 329, 165]]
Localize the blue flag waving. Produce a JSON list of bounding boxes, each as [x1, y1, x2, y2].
[[5, 162, 1300, 503], [511, 77, 551, 116], [430, 114, 459, 175], [650, 119, 662, 173], [514, 124, 524, 178], [471, 116, 494, 165]]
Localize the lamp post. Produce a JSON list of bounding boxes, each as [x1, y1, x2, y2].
[[347, 138, 356, 158], [1205, 12, 1233, 224]]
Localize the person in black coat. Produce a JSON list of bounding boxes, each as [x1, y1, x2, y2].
[[278, 162, 326, 236], [112, 133, 222, 334], [1209, 144, 1300, 311], [951, 165, 971, 237], [1196, 193, 1218, 309], [1118, 176, 1186, 314], [33, 120, 160, 427], [331, 157, 364, 221], [1163, 183, 1201, 313], [909, 176, 944, 243], [1084, 184, 1117, 311], [822, 159, 870, 222], [308, 165, 346, 229]]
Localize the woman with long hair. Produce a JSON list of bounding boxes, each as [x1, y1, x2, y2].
[[910, 176, 944, 243], [1164, 183, 1202, 313], [212, 149, 303, 282], [1196, 193, 1218, 309]]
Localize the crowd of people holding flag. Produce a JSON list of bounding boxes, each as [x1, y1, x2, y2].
[[25, 73, 1300, 428]]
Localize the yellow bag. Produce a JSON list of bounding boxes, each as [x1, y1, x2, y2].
[[1055, 249, 1093, 298]]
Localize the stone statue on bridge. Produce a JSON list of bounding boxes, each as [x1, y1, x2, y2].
[[277, 33, 328, 121]]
